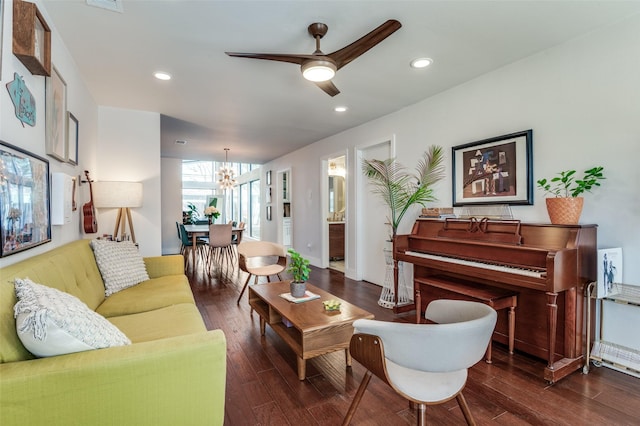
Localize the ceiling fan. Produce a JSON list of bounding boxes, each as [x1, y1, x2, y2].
[[225, 19, 402, 97]]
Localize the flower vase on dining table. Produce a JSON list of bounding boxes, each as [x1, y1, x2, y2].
[[204, 206, 220, 226]]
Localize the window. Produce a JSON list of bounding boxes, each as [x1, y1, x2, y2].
[[239, 183, 249, 226], [182, 161, 216, 217], [250, 179, 260, 238], [182, 160, 262, 236]]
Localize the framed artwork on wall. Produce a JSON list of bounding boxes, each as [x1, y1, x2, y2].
[[67, 112, 79, 164], [266, 170, 272, 186], [266, 205, 272, 221], [0, 141, 51, 257], [452, 130, 533, 206], [45, 66, 67, 162], [5, 72, 36, 127], [12, 0, 51, 76]]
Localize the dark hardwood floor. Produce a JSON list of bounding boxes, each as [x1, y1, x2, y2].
[[188, 259, 640, 425]]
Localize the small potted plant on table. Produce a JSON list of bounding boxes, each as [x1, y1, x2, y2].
[[287, 248, 310, 298], [536, 166, 605, 224]]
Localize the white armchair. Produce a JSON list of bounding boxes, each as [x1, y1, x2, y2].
[[343, 299, 497, 425]]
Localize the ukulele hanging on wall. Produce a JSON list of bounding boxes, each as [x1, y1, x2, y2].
[[83, 170, 98, 233]]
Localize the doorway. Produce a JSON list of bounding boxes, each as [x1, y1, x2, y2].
[[327, 155, 346, 272]]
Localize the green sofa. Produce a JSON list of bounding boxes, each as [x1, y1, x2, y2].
[[0, 240, 226, 425]]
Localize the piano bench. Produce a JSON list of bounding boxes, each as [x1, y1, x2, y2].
[[414, 276, 518, 364]]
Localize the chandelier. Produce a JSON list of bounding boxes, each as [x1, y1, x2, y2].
[[217, 148, 237, 190]]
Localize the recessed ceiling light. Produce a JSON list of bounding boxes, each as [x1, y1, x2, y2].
[[410, 57, 433, 69], [175, 140, 187, 145], [334, 106, 348, 112], [154, 71, 172, 81]]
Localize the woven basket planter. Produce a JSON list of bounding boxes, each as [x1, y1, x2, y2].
[[545, 197, 584, 225]]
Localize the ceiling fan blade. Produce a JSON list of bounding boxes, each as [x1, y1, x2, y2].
[[225, 52, 319, 65], [329, 19, 402, 69], [314, 80, 340, 97]]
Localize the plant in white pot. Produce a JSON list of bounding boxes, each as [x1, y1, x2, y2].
[[536, 166, 605, 224], [287, 248, 310, 298], [362, 146, 445, 309]]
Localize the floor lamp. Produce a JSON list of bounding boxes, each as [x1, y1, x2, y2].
[[93, 181, 143, 243]]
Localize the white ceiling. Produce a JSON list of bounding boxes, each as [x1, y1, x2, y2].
[[41, 0, 640, 164]]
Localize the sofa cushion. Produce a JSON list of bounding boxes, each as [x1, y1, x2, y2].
[[96, 275, 195, 318], [108, 303, 207, 343], [1, 240, 108, 363], [91, 239, 150, 296], [14, 278, 131, 357]]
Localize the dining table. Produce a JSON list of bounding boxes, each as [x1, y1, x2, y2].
[[183, 224, 244, 268]]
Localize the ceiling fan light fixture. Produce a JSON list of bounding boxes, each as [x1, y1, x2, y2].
[[301, 60, 336, 82]]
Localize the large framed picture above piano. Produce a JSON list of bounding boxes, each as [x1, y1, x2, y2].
[[452, 129, 533, 206]]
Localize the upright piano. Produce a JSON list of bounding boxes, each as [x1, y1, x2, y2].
[[394, 218, 597, 383]]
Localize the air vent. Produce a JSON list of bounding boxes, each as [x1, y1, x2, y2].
[[86, 0, 124, 13]]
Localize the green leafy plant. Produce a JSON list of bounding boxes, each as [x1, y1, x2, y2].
[[184, 203, 199, 224], [287, 248, 310, 283], [362, 145, 445, 238], [537, 166, 605, 198]]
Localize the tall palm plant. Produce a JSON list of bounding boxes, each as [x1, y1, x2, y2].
[[363, 145, 445, 239]]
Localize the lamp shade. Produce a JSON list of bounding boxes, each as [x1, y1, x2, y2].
[[93, 181, 143, 208]]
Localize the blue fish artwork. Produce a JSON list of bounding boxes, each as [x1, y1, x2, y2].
[[6, 73, 36, 127]]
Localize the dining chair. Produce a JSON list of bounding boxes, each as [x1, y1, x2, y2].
[[176, 221, 184, 254], [232, 221, 246, 245], [236, 241, 287, 304], [205, 223, 234, 274], [342, 299, 497, 426], [178, 223, 207, 271]]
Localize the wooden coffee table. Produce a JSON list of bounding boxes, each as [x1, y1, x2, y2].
[[248, 281, 374, 380]]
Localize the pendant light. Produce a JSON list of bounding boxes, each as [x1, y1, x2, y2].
[[217, 148, 237, 190]]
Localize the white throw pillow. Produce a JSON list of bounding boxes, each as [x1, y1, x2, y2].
[[14, 278, 131, 358], [90, 239, 149, 296]]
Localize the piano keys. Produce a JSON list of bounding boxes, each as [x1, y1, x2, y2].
[[394, 218, 597, 383]]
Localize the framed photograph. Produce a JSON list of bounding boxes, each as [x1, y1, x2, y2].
[[67, 112, 78, 164], [266, 205, 272, 221], [46, 66, 67, 161], [266, 170, 272, 186], [452, 130, 533, 206], [0, 141, 51, 257], [597, 248, 623, 298], [266, 186, 272, 204]]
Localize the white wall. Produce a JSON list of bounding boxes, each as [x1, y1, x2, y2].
[[1, 1, 163, 265], [261, 13, 640, 288], [0, 0, 98, 268], [258, 12, 640, 353], [161, 157, 183, 255], [96, 107, 162, 257]]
